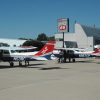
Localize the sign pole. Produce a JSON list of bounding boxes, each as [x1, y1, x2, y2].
[[58, 18, 69, 48], [63, 32, 64, 48], [67, 18, 69, 32]]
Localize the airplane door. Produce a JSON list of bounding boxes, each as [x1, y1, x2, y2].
[[0, 50, 3, 60], [0, 50, 3, 56], [2, 50, 10, 57], [2, 50, 11, 61]]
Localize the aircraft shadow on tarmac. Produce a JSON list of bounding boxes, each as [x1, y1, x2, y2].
[[39, 67, 70, 70], [76, 60, 100, 64], [0, 63, 45, 69], [96, 62, 100, 64], [76, 60, 94, 63], [0, 64, 70, 70], [0, 65, 13, 69]]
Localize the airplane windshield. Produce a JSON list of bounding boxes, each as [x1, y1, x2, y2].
[[11, 50, 16, 53], [75, 50, 80, 52]]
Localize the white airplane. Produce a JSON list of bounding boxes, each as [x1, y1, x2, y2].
[[53, 47, 100, 62], [0, 41, 55, 66]]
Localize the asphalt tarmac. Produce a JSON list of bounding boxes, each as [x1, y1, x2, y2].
[[0, 58, 100, 100]]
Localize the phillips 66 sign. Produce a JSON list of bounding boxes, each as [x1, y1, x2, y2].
[[58, 18, 69, 33]]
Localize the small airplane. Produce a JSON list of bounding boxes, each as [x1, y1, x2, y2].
[[53, 47, 100, 62], [0, 41, 55, 66]]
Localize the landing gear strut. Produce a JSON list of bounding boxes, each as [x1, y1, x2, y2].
[[25, 61, 29, 66], [10, 62, 14, 67], [19, 61, 22, 66]]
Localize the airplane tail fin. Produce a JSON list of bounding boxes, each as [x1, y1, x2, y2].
[[93, 48, 100, 53], [92, 48, 100, 57], [34, 41, 55, 60]]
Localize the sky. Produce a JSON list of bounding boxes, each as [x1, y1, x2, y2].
[[0, 0, 100, 39]]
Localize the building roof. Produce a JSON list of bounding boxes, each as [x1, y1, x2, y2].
[[81, 24, 100, 38]]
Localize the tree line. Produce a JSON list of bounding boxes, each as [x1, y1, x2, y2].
[[22, 33, 55, 50]]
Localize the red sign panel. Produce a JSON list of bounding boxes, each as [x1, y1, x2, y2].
[[59, 25, 66, 30]]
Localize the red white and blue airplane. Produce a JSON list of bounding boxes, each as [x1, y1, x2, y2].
[[0, 41, 55, 66]]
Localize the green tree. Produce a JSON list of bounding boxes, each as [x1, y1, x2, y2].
[[48, 36, 55, 41], [22, 40, 44, 50], [37, 33, 48, 41]]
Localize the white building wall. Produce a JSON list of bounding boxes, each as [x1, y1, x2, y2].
[[55, 33, 76, 48], [64, 33, 76, 41], [55, 41, 63, 48], [75, 23, 89, 48], [55, 23, 100, 50], [87, 37, 94, 50], [55, 33, 75, 41]]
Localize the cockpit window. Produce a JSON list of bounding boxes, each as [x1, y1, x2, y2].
[[67, 50, 74, 54], [0, 50, 3, 56], [75, 50, 80, 52], [11, 50, 16, 53], [3, 50, 10, 54]]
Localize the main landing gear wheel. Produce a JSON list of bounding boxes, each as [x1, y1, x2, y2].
[[72, 58, 75, 62], [25, 61, 29, 66], [10, 62, 14, 67]]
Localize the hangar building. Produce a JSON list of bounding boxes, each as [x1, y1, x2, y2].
[[55, 23, 100, 50]]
